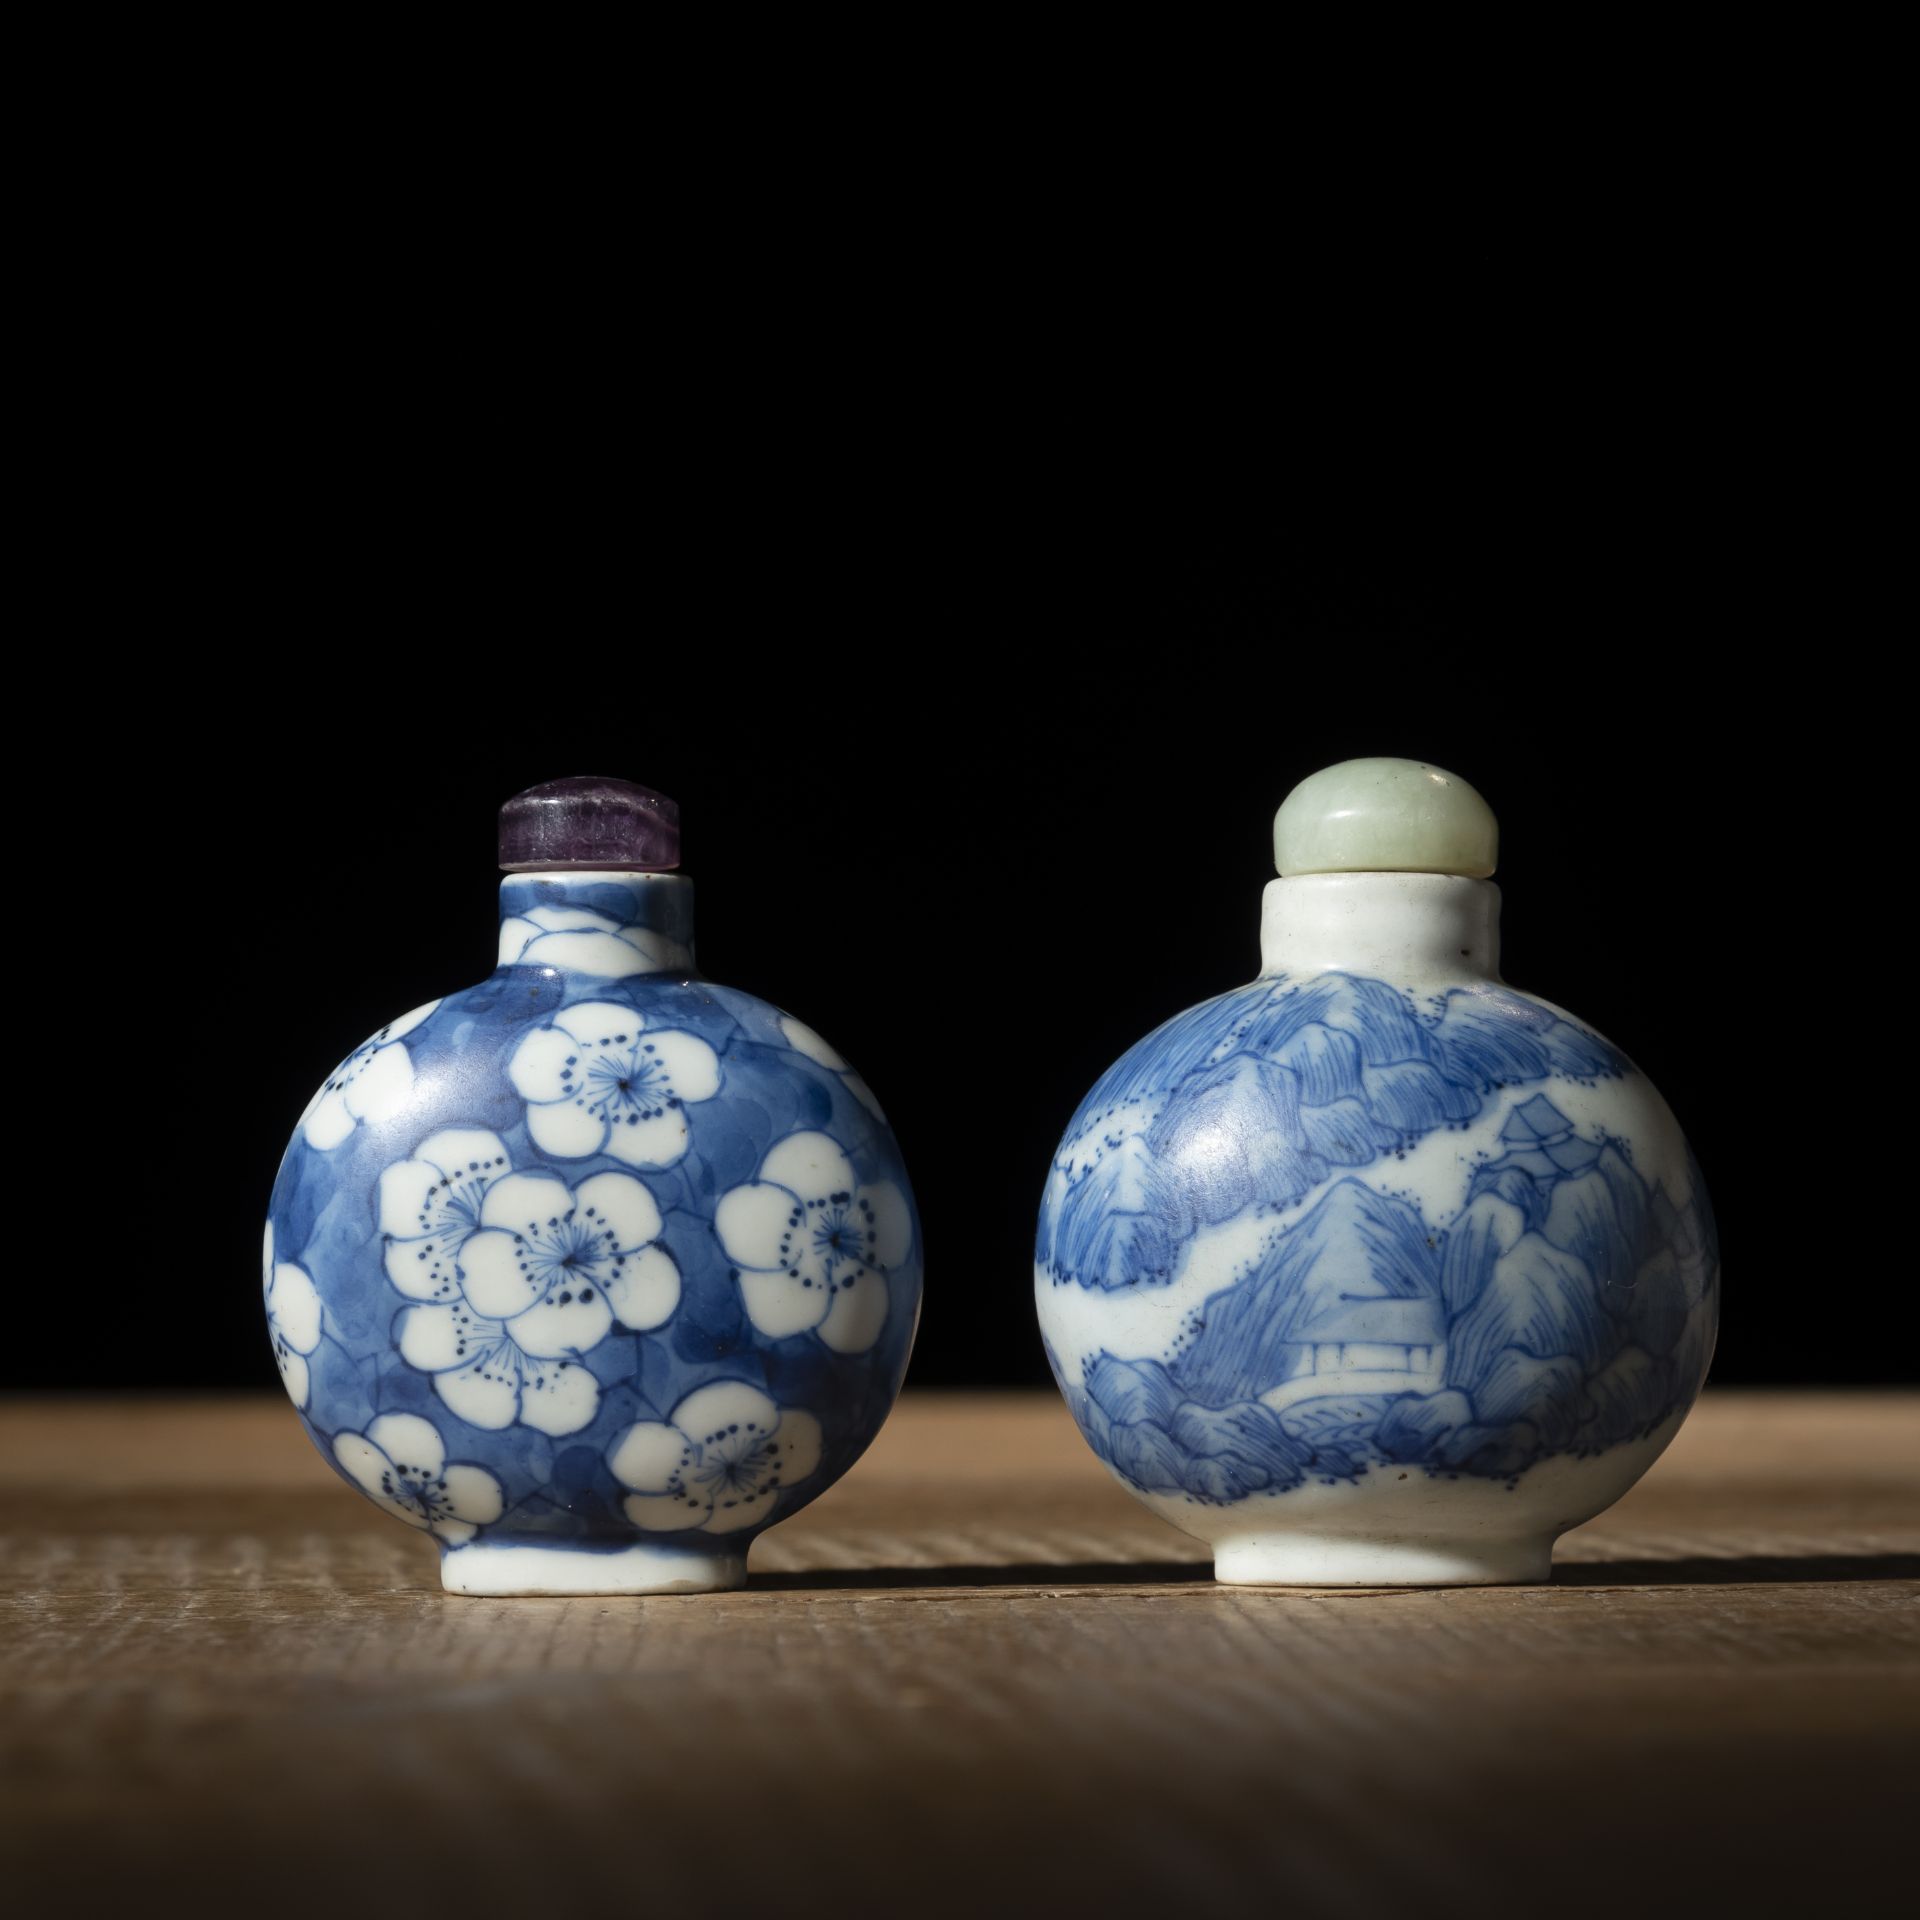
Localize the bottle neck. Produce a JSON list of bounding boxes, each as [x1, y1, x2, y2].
[[497, 872, 696, 978], [1259, 873, 1502, 983]]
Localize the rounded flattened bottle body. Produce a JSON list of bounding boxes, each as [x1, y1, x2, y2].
[[1034, 960, 1718, 1584], [266, 895, 920, 1593]]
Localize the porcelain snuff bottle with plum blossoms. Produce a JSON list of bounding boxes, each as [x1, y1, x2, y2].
[[266, 777, 921, 1594]]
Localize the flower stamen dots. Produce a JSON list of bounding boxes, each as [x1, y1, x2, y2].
[[1034, 758, 1718, 1586], [266, 777, 920, 1595]]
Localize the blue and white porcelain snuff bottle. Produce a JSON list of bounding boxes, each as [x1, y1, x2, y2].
[[1034, 758, 1718, 1585], [266, 777, 921, 1594]]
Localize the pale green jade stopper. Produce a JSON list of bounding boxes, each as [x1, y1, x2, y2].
[[1273, 756, 1498, 878]]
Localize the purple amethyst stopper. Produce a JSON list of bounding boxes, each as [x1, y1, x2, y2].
[[498, 777, 681, 872]]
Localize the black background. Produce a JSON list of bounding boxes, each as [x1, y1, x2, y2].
[[27, 502, 1881, 1393]]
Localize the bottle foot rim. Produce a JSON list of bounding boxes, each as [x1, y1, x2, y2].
[[1212, 1533, 1556, 1587], [440, 1539, 747, 1596]]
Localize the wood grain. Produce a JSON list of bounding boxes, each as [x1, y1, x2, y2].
[[2, 1390, 1915, 1918]]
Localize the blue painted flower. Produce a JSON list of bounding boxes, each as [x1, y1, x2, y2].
[[298, 999, 441, 1150], [393, 1164, 681, 1436], [714, 1130, 910, 1352], [507, 999, 721, 1168], [607, 1382, 822, 1533], [333, 1413, 504, 1543], [377, 1128, 516, 1303], [262, 1222, 322, 1411]]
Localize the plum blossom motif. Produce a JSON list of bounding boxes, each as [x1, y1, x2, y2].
[[714, 1131, 911, 1353], [377, 1128, 515, 1302], [395, 1165, 681, 1436], [607, 1382, 822, 1533], [507, 1000, 720, 1168], [298, 1000, 441, 1150], [498, 903, 692, 977], [778, 1014, 886, 1121], [262, 1221, 322, 1410], [333, 1413, 504, 1543]]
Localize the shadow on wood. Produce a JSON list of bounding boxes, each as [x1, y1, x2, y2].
[[1556, 1552, 1920, 1586], [756, 1551, 1920, 1592], [753, 1559, 1210, 1590]]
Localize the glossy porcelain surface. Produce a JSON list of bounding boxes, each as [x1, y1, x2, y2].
[[267, 872, 920, 1593], [1035, 870, 1718, 1585]]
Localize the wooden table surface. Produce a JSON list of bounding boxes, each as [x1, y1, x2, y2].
[[2, 1390, 1915, 1918]]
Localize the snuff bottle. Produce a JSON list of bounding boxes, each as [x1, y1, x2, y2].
[[1034, 758, 1718, 1584], [265, 777, 921, 1594]]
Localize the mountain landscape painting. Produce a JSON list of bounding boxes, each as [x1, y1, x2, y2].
[[1037, 973, 1719, 1507]]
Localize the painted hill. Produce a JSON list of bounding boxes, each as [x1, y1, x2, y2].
[[1043, 970, 1629, 1294], [1146, 1053, 1327, 1225], [1176, 1179, 1441, 1405], [1039, 1129, 1182, 1291]]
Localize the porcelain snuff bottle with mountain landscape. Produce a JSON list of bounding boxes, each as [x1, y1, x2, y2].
[[1034, 758, 1719, 1585], [265, 777, 921, 1595]]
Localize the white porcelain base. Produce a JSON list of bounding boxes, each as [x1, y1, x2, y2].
[[440, 1540, 747, 1596], [1122, 1417, 1691, 1589], [1213, 1532, 1554, 1587]]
